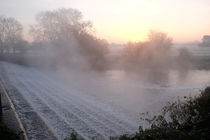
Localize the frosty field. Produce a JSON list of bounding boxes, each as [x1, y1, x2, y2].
[[0, 61, 210, 140]]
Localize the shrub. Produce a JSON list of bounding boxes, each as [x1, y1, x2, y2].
[[65, 87, 210, 140], [111, 87, 210, 140], [0, 122, 20, 140]]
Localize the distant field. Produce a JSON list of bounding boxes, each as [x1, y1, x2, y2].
[[172, 44, 210, 69]]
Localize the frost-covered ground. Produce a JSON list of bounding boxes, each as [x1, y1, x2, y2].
[[0, 61, 210, 140]]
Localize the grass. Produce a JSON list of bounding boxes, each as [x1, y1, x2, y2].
[[0, 122, 20, 140]]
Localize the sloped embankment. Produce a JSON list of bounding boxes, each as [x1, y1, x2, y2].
[[0, 83, 27, 140], [0, 64, 59, 140]]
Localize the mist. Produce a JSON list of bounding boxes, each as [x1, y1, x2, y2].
[[27, 8, 109, 72], [0, 8, 207, 110], [0, 8, 197, 77], [1, 7, 210, 140], [0, 8, 206, 113]]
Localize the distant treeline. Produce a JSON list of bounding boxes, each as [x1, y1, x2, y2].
[[0, 8, 209, 72], [0, 9, 108, 71]]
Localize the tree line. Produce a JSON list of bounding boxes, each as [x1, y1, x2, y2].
[[0, 8, 194, 72], [0, 16, 27, 54], [0, 8, 108, 71]]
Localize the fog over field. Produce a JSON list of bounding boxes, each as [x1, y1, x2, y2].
[[0, 1, 210, 140]]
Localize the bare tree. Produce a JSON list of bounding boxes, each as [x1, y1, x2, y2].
[[176, 47, 193, 70], [122, 31, 172, 71], [30, 8, 109, 71], [76, 32, 109, 70], [30, 8, 92, 42], [0, 16, 23, 54]]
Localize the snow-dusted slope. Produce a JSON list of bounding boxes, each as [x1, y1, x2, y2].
[[0, 62, 209, 140], [0, 62, 137, 140]]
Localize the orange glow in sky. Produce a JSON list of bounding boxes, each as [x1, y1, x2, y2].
[[1, 0, 210, 43]]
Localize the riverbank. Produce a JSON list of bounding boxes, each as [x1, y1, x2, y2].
[[0, 83, 28, 140]]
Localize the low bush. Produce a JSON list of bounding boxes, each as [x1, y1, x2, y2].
[[65, 87, 210, 140], [0, 122, 20, 140], [111, 87, 210, 140]]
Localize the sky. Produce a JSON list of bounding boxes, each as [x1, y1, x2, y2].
[[0, 0, 210, 43]]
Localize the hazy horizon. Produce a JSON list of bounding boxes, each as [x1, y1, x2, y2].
[[1, 0, 210, 43]]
